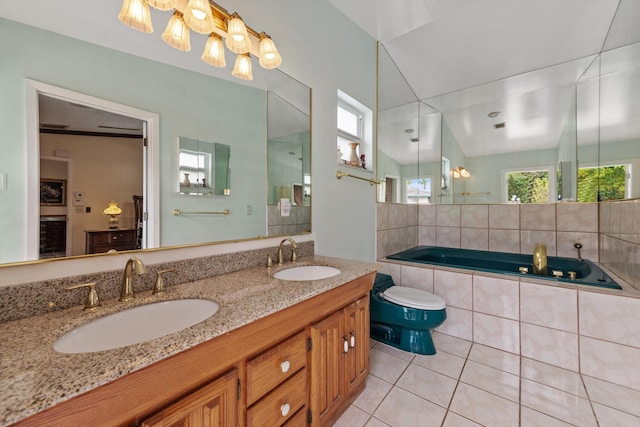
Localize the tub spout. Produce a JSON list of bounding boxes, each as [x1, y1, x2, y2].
[[532, 243, 547, 276]]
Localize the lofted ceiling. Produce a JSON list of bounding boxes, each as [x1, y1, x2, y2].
[[330, 0, 640, 162]]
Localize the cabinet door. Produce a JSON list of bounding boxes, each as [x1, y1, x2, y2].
[[309, 309, 345, 426], [140, 369, 238, 427], [344, 296, 369, 395]]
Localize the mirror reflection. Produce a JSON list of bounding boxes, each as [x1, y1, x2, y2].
[[377, 39, 640, 205], [0, 15, 311, 266], [178, 137, 231, 196]]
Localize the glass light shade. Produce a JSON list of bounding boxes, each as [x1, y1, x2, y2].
[[183, 0, 214, 34], [103, 201, 122, 216], [162, 11, 191, 51], [232, 53, 253, 80], [201, 34, 226, 67], [146, 0, 176, 11], [118, 0, 154, 33], [225, 13, 252, 54], [259, 34, 282, 69]]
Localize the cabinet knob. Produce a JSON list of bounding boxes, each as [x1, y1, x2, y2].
[[343, 337, 349, 353], [280, 360, 290, 373], [280, 403, 291, 417], [350, 333, 356, 348]]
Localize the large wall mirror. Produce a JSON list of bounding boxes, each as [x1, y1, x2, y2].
[[0, 6, 311, 266], [377, 5, 640, 205]]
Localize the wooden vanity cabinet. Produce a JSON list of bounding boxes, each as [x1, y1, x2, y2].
[[140, 369, 238, 427], [309, 295, 369, 427], [15, 272, 375, 427]]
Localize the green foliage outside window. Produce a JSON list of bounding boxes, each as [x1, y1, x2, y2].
[[577, 165, 626, 202], [507, 171, 549, 204]]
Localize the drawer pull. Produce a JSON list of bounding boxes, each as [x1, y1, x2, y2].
[[350, 332, 355, 348], [280, 403, 291, 417], [343, 338, 349, 353], [280, 360, 290, 373]]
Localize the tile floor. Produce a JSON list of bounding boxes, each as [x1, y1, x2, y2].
[[333, 332, 640, 427]]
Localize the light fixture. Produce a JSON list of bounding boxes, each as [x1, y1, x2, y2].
[[118, 0, 282, 79], [232, 53, 253, 80], [258, 33, 282, 69], [118, 0, 153, 33], [226, 13, 252, 53], [452, 166, 471, 179], [103, 201, 122, 230], [146, 0, 176, 11], [183, 0, 215, 34], [162, 11, 191, 51], [201, 33, 226, 67]]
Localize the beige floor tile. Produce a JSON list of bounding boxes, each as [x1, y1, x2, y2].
[[396, 364, 457, 408], [521, 358, 586, 397], [334, 405, 371, 427], [365, 417, 391, 427], [353, 375, 393, 414], [373, 341, 417, 362], [460, 360, 520, 402], [432, 332, 472, 358], [369, 348, 410, 383], [449, 382, 519, 426], [592, 402, 640, 427], [413, 349, 466, 379], [442, 412, 483, 426], [520, 407, 573, 427], [468, 343, 520, 375], [373, 387, 446, 427], [583, 375, 640, 418], [521, 379, 597, 427]]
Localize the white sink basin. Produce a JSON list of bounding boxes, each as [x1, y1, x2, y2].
[[273, 265, 341, 281], [54, 299, 219, 353]]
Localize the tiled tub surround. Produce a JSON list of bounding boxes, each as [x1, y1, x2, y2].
[[600, 198, 640, 290], [0, 241, 314, 323], [0, 254, 378, 426], [267, 205, 311, 236], [377, 202, 599, 262], [378, 260, 640, 397]]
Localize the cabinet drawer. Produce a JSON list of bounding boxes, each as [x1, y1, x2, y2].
[[247, 369, 307, 427], [246, 330, 307, 405]]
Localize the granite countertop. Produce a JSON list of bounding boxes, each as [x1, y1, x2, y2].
[[0, 255, 378, 426]]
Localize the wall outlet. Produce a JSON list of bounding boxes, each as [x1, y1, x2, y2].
[[246, 204, 253, 215]]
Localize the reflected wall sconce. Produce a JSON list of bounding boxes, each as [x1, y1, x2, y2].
[[452, 166, 471, 179], [118, 0, 282, 81], [104, 201, 122, 229]]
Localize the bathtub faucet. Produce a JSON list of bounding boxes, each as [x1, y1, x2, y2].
[[574, 242, 583, 261], [532, 243, 548, 276]]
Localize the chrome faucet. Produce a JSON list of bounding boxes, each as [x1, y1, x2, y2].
[[120, 257, 147, 302], [532, 243, 548, 276], [277, 238, 298, 265]]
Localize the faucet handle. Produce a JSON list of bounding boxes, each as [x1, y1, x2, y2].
[[66, 282, 100, 311], [153, 269, 176, 295]]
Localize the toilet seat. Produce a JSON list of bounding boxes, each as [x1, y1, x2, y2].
[[381, 286, 446, 310]]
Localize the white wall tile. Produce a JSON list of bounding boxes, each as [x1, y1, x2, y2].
[[376, 202, 389, 230], [473, 275, 519, 320], [418, 225, 436, 246], [436, 306, 473, 341], [436, 226, 461, 247], [520, 281, 577, 333], [521, 323, 578, 371], [520, 230, 557, 256], [473, 312, 520, 354], [555, 232, 598, 261], [377, 261, 401, 280], [400, 265, 434, 292], [437, 205, 461, 227], [579, 291, 640, 348], [557, 203, 598, 232], [461, 228, 488, 250], [419, 204, 437, 226], [434, 270, 473, 309], [521, 204, 556, 231], [489, 229, 520, 253], [489, 204, 520, 230], [461, 205, 488, 229]]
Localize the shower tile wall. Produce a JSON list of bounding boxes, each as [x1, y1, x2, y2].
[[376, 202, 599, 261], [378, 260, 640, 394], [600, 199, 640, 290], [267, 205, 310, 235]]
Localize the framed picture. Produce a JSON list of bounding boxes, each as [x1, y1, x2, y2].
[[40, 179, 66, 206]]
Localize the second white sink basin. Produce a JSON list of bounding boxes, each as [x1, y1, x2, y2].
[[54, 299, 219, 354], [274, 265, 341, 281]]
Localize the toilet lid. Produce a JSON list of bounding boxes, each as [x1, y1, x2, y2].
[[381, 286, 446, 310]]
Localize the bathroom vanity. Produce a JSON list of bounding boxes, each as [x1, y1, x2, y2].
[[1, 256, 377, 427]]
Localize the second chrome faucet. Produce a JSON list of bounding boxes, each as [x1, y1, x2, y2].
[[120, 257, 147, 301]]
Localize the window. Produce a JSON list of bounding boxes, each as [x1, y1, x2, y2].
[[337, 90, 373, 171], [577, 164, 629, 202], [179, 149, 210, 187], [405, 177, 432, 204], [503, 167, 555, 203]]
